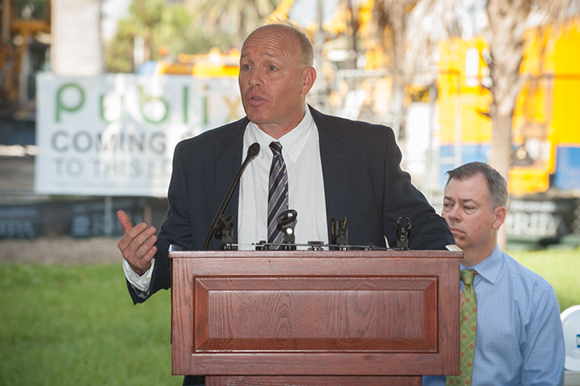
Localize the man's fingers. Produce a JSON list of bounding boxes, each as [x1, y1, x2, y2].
[[129, 226, 157, 254], [119, 225, 156, 260], [116, 210, 158, 276], [128, 243, 157, 276], [117, 211, 155, 250], [117, 210, 133, 232], [140, 244, 157, 265], [133, 233, 158, 258], [117, 210, 150, 238], [117, 215, 156, 258]]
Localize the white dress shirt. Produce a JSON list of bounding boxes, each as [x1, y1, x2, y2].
[[238, 106, 328, 249]]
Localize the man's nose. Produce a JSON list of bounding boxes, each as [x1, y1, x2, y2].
[[248, 70, 262, 87], [447, 206, 461, 221]]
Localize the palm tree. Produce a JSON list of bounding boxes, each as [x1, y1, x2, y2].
[[485, 0, 580, 181], [372, 0, 468, 137], [371, 0, 416, 137], [404, 0, 470, 77], [405, 0, 580, 248], [185, 0, 279, 47], [406, 0, 580, 179], [128, 0, 165, 64]]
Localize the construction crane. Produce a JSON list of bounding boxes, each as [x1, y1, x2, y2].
[[0, 0, 51, 119]]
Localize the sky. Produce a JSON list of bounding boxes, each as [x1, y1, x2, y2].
[[289, 0, 341, 28]]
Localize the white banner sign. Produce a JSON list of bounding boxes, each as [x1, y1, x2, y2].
[[35, 73, 244, 196]]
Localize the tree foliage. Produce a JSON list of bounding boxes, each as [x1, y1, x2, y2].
[[404, 0, 580, 248], [185, 0, 279, 47], [105, 0, 236, 73]]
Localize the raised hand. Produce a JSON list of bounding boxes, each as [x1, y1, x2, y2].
[[117, 210, 157, 275]]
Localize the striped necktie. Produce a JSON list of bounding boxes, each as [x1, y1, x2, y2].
[[447, 269, 478, 385], [268, 141, 288, 249]]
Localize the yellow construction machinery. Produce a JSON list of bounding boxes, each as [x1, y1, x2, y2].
[[0, 0, 50, 119]]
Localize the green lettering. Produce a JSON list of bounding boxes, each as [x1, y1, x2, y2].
[[56, 83, 85, 122], [183, 85, 189, 124]]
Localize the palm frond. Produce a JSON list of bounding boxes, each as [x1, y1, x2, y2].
[[529, 0, 580, 27], [187, 0, 278, 37], [405, 0, 470, 78]]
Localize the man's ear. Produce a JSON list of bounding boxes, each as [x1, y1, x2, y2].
[[301, 66, 317, 94], [492, 206, 507, 230]]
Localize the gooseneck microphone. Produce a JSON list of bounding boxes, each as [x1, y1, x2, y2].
[[202, 142, 260, 250]]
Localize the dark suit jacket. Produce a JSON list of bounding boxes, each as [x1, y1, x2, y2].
[[128, 105, 454, 304]]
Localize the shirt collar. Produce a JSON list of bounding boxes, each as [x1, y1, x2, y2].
[[246, 105, 314, 163], [460, 245, 504, 285]]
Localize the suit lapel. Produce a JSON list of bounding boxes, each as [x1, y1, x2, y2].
[[213, 119, 248, 243], [310, 106, 348, 237]]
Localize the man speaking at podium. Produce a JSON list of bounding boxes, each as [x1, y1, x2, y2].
[[116, 22, 454, 315]]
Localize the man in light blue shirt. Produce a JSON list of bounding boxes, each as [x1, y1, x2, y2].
[[424, 162, 565, 385]]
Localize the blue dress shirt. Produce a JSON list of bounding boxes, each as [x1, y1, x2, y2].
[[423, 245, 565, 386]]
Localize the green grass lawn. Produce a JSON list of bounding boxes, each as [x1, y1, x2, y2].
[[0, 248, 578, 385], [0, 263, 179, 386], [509, 247, 580, 312]]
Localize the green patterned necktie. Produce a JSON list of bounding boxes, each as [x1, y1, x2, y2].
[[447, 269, 478, 385]]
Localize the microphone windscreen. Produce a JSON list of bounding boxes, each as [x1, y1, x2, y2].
[[247, 142, 260, 160]]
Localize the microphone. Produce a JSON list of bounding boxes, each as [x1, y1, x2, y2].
[[202, 142, 260, 250]]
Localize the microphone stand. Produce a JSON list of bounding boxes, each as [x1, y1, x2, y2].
[[202, 142, 260, 250]]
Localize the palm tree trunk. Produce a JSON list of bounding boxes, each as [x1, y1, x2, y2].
[[489, 115, 513, 186], [490, 114, 512, 250], [389, 1, 406, 138], [486, 0, 531, 250], [486, 0, 528, 175]]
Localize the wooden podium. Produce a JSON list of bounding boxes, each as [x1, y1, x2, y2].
[[169, 250, 462, 386]]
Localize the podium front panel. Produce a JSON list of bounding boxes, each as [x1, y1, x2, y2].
[[170, 250, 461, 377]]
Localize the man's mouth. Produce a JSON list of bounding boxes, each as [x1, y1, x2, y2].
[[449, 227, 464, 235], [247, 95, 265, 106]]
